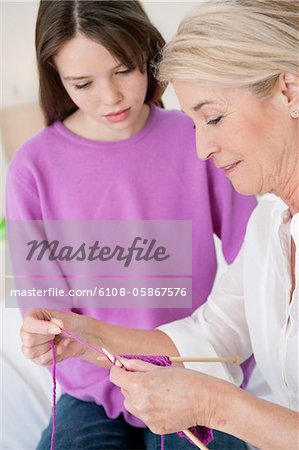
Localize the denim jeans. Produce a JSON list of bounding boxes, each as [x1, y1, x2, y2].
[[37, 394, 247, 450]]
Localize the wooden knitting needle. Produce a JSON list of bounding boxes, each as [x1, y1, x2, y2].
[[100, 346, 124, 368], [96, 355, 241, 364], [170, 355, 241, 364], [183, 429, 209, 450]]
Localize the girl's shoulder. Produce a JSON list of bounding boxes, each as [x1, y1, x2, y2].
[[151, 106, 195, 146], [153, 105, 194, 128], [8, 122, 61, 173]]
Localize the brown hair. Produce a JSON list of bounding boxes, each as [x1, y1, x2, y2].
[[36, 0, 165, 125]]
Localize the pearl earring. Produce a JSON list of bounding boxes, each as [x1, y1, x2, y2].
[[291, 109, 299, 118]]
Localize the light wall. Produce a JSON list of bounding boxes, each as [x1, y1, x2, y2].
[[2, 1, 40, 108]]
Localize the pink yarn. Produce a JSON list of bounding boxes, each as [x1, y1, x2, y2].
[[60, 328, 108, 357], [120, 353, 172, 366], [50, 340, 57, 450], [50, 329, 214, 449], [161, 433, 165, 450], [177, 427, 214, 446]]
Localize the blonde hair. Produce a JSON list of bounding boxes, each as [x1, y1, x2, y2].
[[158, 0, 299, 97]]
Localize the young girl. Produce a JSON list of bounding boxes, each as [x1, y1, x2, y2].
[[8, 1, 256, 449]]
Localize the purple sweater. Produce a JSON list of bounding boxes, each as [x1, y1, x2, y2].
[[6, 105, 256, 426]]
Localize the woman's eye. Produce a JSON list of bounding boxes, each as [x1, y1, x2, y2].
[[75, 82, 92, 90], [207, 116, 223, 126]]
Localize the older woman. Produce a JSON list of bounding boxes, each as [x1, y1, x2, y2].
[[110, 1, 299, 449], [19, 0, 297, 448]]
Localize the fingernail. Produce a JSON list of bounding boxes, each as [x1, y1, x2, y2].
[[49, 327, 61, 334]]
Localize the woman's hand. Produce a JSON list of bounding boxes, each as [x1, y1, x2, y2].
[[20, 308, 87, 365], [110, 358, 226, 435]]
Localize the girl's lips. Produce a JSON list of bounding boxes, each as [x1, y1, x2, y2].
[[104, 108, 131, 123]]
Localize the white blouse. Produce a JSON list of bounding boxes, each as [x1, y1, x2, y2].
[[159, 194, 298, 411]]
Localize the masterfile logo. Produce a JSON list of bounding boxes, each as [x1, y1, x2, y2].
[[6, 220, 192, 309]]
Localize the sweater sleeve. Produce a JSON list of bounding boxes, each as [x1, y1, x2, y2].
[[206, 159, 257, 264], [159, 248, 250, 386], [6, 167, 73, 310], [6, 166, 42, 220]]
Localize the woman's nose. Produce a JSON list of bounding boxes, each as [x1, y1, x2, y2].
[[195, 131, 221, 161]]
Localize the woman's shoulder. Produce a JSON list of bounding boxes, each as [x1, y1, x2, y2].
[[244, 194, 286, 242], [251, 194, 286, 219]]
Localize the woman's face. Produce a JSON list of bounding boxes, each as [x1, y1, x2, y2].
[[173, 79, 298, 196], [54, 34, 149, 140]]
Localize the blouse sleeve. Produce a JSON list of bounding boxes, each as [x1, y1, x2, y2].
[[158, 248, 251, 386]]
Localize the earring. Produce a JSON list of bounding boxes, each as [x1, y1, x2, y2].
[[291, 109, 299, 118]]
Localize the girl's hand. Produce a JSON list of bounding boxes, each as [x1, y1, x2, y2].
[[110, 358, 226, 434], [20, 308, 86, 365]]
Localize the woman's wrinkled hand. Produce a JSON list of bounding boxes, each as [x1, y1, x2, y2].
[[20, 308, 86, 366], [110, 358, 222, 435]]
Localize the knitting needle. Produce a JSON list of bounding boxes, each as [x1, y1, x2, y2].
[[96, 355, 241, 364], [170, 355, 241, 364], [183, 429, 209, 450], [100, 346, 124, 368]]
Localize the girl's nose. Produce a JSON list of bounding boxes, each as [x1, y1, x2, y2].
[[102, 80, 123, 106]]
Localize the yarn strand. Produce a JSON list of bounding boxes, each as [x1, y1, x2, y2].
[[50, 340, 57, 450]]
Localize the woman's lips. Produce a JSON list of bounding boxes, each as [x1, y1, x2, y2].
[[222, 161, 242, 175], [104, 107, 131, 123]]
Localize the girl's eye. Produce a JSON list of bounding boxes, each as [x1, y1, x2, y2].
[[116, 67, 133, 75], [75, 82, 92, 90], [207, 116, 223, 126]]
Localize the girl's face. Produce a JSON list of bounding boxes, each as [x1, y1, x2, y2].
[[54, 34, 149, 141]]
